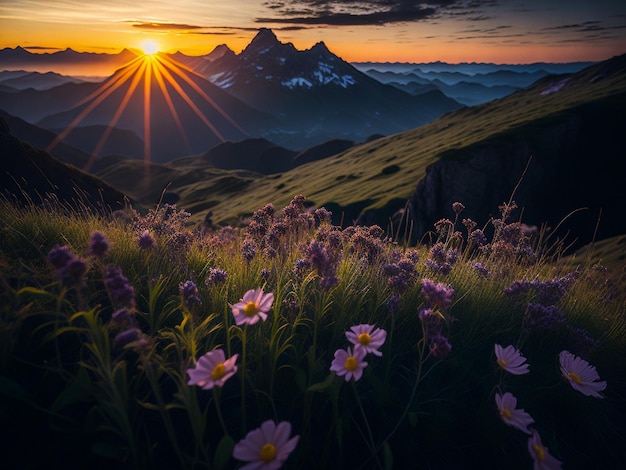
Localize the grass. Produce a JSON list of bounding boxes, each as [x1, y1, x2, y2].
[[1, 192, 625, 469]]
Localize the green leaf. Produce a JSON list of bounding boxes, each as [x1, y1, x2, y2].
[[306, 372, 335, 393], [16, 286, 55, 304], [213, 434, 234, 470]]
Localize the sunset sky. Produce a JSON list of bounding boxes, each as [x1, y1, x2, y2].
[[1, 0, 625, 63]]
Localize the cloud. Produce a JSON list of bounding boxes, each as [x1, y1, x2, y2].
[[257, 0, 492, 26], [131, 22, 205, 31]]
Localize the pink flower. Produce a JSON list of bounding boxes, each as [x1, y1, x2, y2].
[[187, 349, 238, 390], [528, 430, 562, 470], [494, 344, 530, 375], [233, 420, 300, 470], [559, 350, 606, 398], [495, 392, 534, 434], [231, 288, 274, 326], [345, 324, 387, 357], [330, 346, 368, 382]]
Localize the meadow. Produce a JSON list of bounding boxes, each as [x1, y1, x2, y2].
[[1, 192, 624, 469]]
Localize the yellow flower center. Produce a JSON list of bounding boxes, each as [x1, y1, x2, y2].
[[498, 358, 508, 367], [358, 333, 371, 346], [345, 356, 358, 371], [533, 444, 545, 462], [501, 408, 512, 420], [259, 443, 277, 462], [243, 301, 259, 317], [568, 371, 583, 385], [211, 363, 225, 381]]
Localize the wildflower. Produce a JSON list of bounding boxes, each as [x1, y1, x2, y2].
[[187, 349, 239, 390], [429, 335, 452, 359], [494, 344, 530, 375], [205, 268, 228, 285], [242, 238, 257, 263], [261, 268, 271, 280], [472, 261, 490, 277], [319, 275, 339, 289], [231, 288, 274, 326], [88, 231, 109, 258], [233, 420, 300, 469], [346, 324, 387, 357], [452, 201, 465, 215], [105, 266, 135, 308], [58, 256, 88, 287], [315, 207, 333, 224], [179, 280, 201, 308], [113, 328, 147, 350], [524, 303, 565, 331], [47, 245, 87, 287], [47, 245, 73, 269], [138, 230, 155, 250], [421, 278, 454, 310], [330, 346, 368, 382], [418, 307, 443, 340], [495, 392, 534, 434], [528, 430, 562, 470], [559, 350, 606, 398]]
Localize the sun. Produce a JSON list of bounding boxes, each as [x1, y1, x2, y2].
[[140, 40, 159, 55]]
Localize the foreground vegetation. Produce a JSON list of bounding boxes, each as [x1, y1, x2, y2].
[[1, 193, 625, 469]]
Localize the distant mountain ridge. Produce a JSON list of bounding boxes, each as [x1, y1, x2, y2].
[[176, 28, 462, 148]]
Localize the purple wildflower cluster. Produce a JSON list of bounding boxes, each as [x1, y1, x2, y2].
[[205, 268, 228, 286], [504, 272, 579, 305], [47, 245, 88, 288], [383, 253, 418, 292], [132, 203, 193, 257], [180, 280, 202, 309], [105, 266, 136, 309], [88, 231, 109, 258], [425, 241, 459, 275], [419, 278, 454, 359], [303, 239, 341, 289]]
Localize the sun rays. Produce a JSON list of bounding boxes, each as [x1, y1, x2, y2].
[[45, 51, 246, 181]]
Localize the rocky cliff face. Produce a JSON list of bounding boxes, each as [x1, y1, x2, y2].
[[407, 94, 626, 248]]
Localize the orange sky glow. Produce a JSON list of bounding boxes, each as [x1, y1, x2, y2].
[[1, 1, 625, 64]]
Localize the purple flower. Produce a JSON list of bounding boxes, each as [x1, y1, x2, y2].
[[419, 308, 443, 340], [528, 430, 562, 469], [113, 328, 147, 350], [315, 207, 333, 224], [559, 350, 606, 398], [58, 256, 87, 287], [242, 238, 257, 263], [233, 420, 300, 470], [452, 201, 465, 215], [346, 324, 387, 357], [187, 349, 238, 390], [330, 346, 368, 382], [138, 230, 155, 250], [429, 335, 452, 359], [421, 278, 454, 310], [472, 261, 490, 277], [47, 245, 87, 287], [524, 303, 565, 331], [88, 231, 109, 258], [261, 268, 271, 280], [105, 266, 135, 308], [47, 245, 73, 269], [494, 344, 530, 375], [231, 288, 274, 326], [495, 392, 534, 434], [180, 280, 201, 308], [205, 268, 228, 285]]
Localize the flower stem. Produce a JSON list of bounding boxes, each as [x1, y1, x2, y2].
[[352, 381, 383, 469]]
